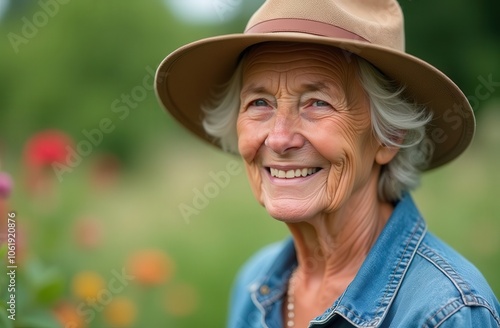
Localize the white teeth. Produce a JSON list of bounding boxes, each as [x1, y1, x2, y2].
[[270, 167, 319, 179]]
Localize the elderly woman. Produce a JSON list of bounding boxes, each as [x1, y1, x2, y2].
[[155, 0, 500, 327]]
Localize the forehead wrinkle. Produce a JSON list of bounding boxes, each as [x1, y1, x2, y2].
[[241, 43, 363, 106], [243, 66, 344, 95]]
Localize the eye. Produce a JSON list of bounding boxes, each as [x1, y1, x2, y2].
[[251, 99, 269, 107], [245, 98, 272, 111], [311, 100, 331, 107]]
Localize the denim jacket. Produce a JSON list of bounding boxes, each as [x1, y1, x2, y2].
[[228, 194, 500, 327]]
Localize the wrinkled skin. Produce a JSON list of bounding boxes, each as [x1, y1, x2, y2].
[[236, 42, 399, 326], [238, 42, 397, 221]]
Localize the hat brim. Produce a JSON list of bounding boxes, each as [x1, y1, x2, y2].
[[155, 32, 474, 170]]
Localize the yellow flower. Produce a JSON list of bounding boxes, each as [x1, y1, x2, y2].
[[104, 297, 137, 328], [71, 271, 105, 301]]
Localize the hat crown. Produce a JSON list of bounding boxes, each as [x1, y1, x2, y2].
[[156, 0, 475, 170], [245, 0, 405, 51]]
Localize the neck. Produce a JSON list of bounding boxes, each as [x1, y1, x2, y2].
[[285, 182, 393, 316], [289, 191, 391, 274]]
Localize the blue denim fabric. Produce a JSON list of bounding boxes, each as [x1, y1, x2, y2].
[[227, 194, 500, 327]]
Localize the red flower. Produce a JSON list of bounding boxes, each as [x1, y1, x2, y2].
[[23, 130, 74, 169], [22, 130, 74, 194]]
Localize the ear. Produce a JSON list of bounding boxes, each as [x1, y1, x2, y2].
[[375, 129, 405, 165], [375, 144, 400, 165]]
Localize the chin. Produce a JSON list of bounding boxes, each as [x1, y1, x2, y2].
[[264, 200, 318, 223]]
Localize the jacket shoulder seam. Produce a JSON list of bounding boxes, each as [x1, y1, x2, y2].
[[423, 297, 500, 328], [417, 242, 473, 302]]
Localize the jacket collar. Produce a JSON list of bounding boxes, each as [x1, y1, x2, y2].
[[249, 194, 427, 328]]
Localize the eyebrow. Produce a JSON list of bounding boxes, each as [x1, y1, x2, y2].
[[303, 81, 330, 92], [241, 81, 333, 98], [240, 84, 267, 98]]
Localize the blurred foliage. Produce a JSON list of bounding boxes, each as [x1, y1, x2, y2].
[[0, 0, 498, 327], [400, 0, 500, 115], [0, 0, 259, 165]]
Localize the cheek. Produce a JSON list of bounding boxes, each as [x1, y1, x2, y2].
[[345, 132, 380, 195], [242, 161, 264, 205], [236, 116, 267, 163], [306, 116, 361, 161], [307, 114, 376, 204], [237, 116, 267, 204]]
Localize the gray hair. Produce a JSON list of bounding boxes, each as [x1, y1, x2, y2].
[[202, 55, 433, 202]]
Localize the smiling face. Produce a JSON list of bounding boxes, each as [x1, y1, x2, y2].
[[237, 43, 397, 222]]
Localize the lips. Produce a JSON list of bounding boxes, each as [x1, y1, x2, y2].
[[269, 167, 319, 179]]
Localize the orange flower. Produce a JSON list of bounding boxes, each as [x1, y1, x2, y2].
[[104, 297, 137, 328], [71, 271, 105, 301], [53, 302, 86, 328], [126, 249, 175, 286], [165, 282, 199, 317]]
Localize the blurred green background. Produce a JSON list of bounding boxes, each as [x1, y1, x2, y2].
[[0, 0, 499, 327]]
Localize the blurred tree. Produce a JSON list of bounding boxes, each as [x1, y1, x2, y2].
[[400, 0, 500, 115], [0, 0, 227, 166]]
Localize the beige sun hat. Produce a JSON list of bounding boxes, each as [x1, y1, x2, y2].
[[155, 0, 475, 170]]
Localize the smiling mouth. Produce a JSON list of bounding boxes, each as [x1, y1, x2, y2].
[[267, 167, 321, 179]]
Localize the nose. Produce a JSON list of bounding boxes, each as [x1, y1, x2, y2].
[[264, 111, 305, 154]]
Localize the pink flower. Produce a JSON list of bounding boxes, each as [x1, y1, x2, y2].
[[0, 171, 13, 199]]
